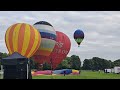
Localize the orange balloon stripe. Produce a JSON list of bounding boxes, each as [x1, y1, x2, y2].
[[29, 28, 41, 57], [18, 24, 25, 53], [5, 26, 12, 54], [8, 24, 17, 54], [25, 25, 35, 57]]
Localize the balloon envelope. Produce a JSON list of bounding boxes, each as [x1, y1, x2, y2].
[[33, 21, 56, 56], [5, 23, 41, 58], [74, 29, 84, 46], [47, 31, 71, 69]]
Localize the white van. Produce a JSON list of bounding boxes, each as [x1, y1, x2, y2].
[[114, 67, 120, 74]]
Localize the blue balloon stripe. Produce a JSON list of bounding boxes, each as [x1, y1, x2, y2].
[[40, 32, 56, 40], [74, 30, 84, 35], [74, 32, 84, 36], [74, 29, 84, 39]]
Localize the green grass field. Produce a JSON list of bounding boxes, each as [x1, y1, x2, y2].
[[32, 70, 120, 79], [1, 70, 120, 79]]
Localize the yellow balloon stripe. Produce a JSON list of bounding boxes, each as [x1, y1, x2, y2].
[[29, 28, 41, 58], [5, 26, 13, 54], [21, 24, 30, 56], [12, 24, 22, 52], [27, 28, 39, 58]]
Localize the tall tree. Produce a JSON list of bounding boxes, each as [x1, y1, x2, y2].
[[82, 57, 113, 70], [70, 55, 81, 70], [82, 59, 93, 70], [113, 59, 120, 67]]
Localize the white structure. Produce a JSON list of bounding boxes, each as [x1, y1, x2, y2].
[[105, 69, 111, 73], [111, 68, 114, 73], [114, 67, 120, 74], [104, 67, 120, 74], [0, 65, 3, 79]]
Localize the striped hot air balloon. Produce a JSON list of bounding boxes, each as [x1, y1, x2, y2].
[[5, 23, 41, 58], [33, 21, 56, 56]]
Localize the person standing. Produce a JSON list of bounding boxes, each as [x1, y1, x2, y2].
[[99, 70, 100, 73], [63, 71, 66, 76]]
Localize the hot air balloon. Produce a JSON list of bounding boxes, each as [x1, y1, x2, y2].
[[74, 29, 84, 47], [5, 23, 41, 58], [47, 31, 71, 69], [32, 21, 56, 64]]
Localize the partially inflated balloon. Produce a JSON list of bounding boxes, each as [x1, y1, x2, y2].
[[47, 31, 71, 69], [32, 31, 71, 69], [74, 29, 84, 47], [33, 21, 56, 56], [5, 23, 41, 58]]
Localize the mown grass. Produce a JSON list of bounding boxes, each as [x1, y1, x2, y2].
[[1, 70, 120, 79]]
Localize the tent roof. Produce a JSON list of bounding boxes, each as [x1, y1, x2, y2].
[[1, 52, 28, 65], [2, 52, 27, 59]]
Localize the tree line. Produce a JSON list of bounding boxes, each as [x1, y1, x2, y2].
[[30, 55, 81, 70], [1, 52, 120, 70], [82, 57, 120, 70], [0, 52, 81, 70]]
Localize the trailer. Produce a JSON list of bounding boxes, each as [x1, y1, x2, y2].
[[114, 67, 120, 74], [105, 69, 111, 73]]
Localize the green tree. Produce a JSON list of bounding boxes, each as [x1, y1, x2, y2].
[[56, 57, 71, 69], [2, 53, 8, 58], [92, 57, 112, 70], [113, 59, 120, 67], [70, 55, 81, 70], [43, 62, 51, 70], [0, 52, 8, 70], [82, 59, 92, 70], [82, 57, 113, 70]]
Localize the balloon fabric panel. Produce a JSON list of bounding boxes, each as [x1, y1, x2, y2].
[[47, 31, 71, 69], [33, 21, 56, 56], [5, 23, 41, 58]]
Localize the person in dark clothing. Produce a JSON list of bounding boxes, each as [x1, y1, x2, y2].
[[104, 69, 105, 73], [28, 70, 32, 79], [63, 71, 66, 76]]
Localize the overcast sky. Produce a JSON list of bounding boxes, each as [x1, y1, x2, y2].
[[0, 11, 120, 63]]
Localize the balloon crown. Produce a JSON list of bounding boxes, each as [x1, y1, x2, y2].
[[34, 21, 53, 27]]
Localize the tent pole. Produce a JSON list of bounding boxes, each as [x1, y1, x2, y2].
[[27, 64, 28, 79], [1, 65, 3, 79]]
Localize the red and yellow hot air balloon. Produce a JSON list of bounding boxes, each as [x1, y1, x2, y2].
[[5, 23, 41, 58]]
